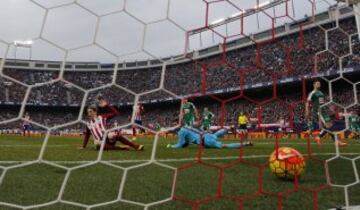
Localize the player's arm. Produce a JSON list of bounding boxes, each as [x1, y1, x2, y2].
[[99, 99, 119, 119], [82, 128, 91, 149]]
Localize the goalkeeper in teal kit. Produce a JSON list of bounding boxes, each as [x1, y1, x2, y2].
[[167, 127, 253, 149]]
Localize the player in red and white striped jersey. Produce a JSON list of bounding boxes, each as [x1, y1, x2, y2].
[[82, 99, 144, 151], [132, 103, 145, 141]]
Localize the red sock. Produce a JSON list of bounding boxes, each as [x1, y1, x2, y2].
[[115, 135, 139, 149], [132, 127, 136, 137]]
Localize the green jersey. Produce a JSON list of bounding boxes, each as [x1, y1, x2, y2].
[[307, 89, 331, 130], [182, 102, 196, 127], [202, 111, 215, 130], [349, 115, 360, 131], [202, 111, 214, 123], [307, 90, 325, 113]]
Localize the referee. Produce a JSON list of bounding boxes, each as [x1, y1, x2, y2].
[[238, 112, 249, 138]]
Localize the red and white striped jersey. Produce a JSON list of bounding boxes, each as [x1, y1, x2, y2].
[[82, 105, 119, 148], [134, 105, 144, 121], [86, 116, 107, 141]]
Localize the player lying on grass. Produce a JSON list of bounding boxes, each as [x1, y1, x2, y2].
[[305, 80, 347, 146], [167, 127, 253, 149], [82, 99, 144, 151]]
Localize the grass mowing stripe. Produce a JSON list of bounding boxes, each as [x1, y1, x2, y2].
[[1, 142, 360, 147], [0, 152, 359, 165]]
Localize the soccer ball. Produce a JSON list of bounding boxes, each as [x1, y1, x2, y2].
[[269, 147, 305, 180]]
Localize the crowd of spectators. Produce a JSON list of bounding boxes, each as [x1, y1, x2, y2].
[[0, 16, 359, 131], [0, 82, 355, 132]]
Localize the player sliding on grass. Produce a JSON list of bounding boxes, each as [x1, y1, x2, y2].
[[305, 80, 347, 146], [167, 127, 253, 149], [82, 99, 144, 151]]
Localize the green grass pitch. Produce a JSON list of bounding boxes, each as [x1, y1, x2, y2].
[[0, 135, 359, 210]]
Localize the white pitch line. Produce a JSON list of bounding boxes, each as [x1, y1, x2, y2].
[[0, 152, 359, 165]]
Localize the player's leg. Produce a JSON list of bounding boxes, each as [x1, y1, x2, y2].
[[25, 125, 30, 137], [96, 139, 130, 151], [307, 111, 322, 144], [27, 126, 31, 137], [108, 132, 144, 150], [204, 134, 253, 149], [222, 142, 253, 148], [209, 138, 253, 149], [318, 113, 347, 146], [239, 124, 248, 140], [213, 129, 227, 138], [132, 123, 137, 141]]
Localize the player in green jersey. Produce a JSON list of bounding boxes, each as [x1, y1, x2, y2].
[[180, 98, 199, 128], [344, 107, 360, 140], [349, 115, 360, 133], [305, 80, 347, 146], [201, 107, 215, 131]]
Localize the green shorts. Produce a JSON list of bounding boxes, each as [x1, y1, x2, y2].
[[318, 111, 331, 124], [308, 111, 332, 131], [184, 114, 195, 127], [202, 122, 210, 131]]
